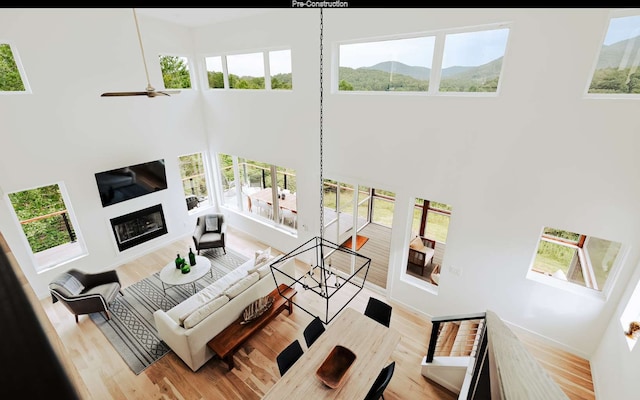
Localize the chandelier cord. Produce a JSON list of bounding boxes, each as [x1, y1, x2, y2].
[[319, 8, 324, 242]]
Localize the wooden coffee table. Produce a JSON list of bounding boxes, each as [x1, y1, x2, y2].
[[207, 284, 297, 370], [158, 255, 212, 295]]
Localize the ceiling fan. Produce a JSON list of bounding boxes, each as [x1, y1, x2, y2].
[[101, 8, 180, 98]]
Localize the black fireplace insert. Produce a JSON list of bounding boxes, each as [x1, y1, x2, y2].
[[110, 204, 167, 251]]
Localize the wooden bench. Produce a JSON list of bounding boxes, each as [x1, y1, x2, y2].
[[207, 284, 296, 370]]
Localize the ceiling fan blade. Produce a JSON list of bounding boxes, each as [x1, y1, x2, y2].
[[157, 90, 181, 96], [101, 91, 149, 97]]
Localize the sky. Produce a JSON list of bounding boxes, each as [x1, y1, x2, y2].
[[205, 50, 291, 77], [339, 28, 510, 70], [604, 14, 640, 45]]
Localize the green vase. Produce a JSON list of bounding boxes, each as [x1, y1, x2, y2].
[[175, 254, 185, 269], [181, 264, 191, 274]]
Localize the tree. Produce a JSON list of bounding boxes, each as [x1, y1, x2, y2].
[[0, 44, 25, 91], [159, 55, 191, 89]]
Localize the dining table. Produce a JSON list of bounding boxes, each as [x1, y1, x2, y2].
[[262, 307, 401, 399], [250, 187, 297, 213]]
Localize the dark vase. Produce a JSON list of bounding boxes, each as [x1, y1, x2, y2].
[[188, 247, 196, 266], [175, 253, 184, 269], [181, 264, 191, 274]]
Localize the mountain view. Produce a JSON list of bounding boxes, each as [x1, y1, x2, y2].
[[339, 57, 503, 92], [589, 34, 640, 94]]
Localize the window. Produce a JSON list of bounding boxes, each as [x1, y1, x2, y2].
[[440, 28, 509, 93], [159, 55, 192, 89], [178, 152, 211, 212], [7, 183, 86, 270], [0, 42, 28, 92], [588, 12, 640, 95], [205, 55, 225, 89], [204, 49, 292, 90], [528, 226, 623, 292], [406, 198, 453, 285], [339, 36, 433, 92], [217, 153, 297, 232], [227, 52, 265, 89], [337, 24, 509, 94], [269, 49, 292, 89]]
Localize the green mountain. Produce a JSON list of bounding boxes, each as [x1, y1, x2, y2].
[[595, 35, 640, 69], [341, 57, 504, 92]]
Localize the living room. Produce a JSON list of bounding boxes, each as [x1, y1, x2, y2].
[[2, 8, 640, 399]]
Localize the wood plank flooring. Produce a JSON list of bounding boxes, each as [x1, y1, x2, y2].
[[33, 227, 594, 400]]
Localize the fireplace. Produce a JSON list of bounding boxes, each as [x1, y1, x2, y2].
[[110, 204, 167, 251]]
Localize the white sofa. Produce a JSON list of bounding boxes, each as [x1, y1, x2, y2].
[[153, 252, 295, 371]]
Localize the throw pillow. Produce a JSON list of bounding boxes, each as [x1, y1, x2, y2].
[[205, 215, 219, 232], [224, 272, 259, 299], [254, 247, 271, 266], [409, 236, 426, 251], [51, 272, 85, 296], [183, 295, 230, 329]]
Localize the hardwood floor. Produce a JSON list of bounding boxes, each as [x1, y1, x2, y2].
[[35, 227, 594, 400]]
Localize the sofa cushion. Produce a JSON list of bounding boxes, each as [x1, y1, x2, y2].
[[183, 295, 230, 329], [224, 272, 259, 299], [50, 272, 85, 296]]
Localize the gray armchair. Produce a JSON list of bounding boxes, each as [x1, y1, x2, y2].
[[49, 268, 122, 323], [193, 213, 226, 255]]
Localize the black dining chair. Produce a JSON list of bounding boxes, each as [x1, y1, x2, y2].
[[276, 339, 304, 376], [364, 297, 393, 328], [364, 361, 396, 400], [303, 316, 326, 348]]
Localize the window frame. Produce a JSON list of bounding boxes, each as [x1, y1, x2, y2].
[[527, 226, 627, 299], [5, 181, 87, 272], [178, 151, 213, 213], [584, 9, 640, 99], [202, 47, 292, 91], [334, 22, 511, 96], [158, 53, 195, 90]]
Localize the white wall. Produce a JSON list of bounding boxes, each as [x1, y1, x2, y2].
[[2, 9, 640, 397], [0, 9, 213, 298]]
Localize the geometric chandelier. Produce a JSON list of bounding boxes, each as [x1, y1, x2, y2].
[[270, 8, 371, 325]]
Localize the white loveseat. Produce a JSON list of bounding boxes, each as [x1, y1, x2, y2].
[[153, 251, 295, 371]]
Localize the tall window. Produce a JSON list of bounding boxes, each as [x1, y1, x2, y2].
[[588, 12, 640, 95], [178, 152, 211, 212], [159, 55, 192, 89], [217, 153, 297, 232], [529, 226, 623, 292], [8, 183, 86, 270], [406, 198, 453, 286], [269, 49, 292, 89], [0, 43, 28, 92]]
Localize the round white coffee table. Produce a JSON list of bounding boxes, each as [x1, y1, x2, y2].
[[159, 255, 212, 295]]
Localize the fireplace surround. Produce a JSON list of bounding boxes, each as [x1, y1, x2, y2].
[[110, 204, 167, 251]]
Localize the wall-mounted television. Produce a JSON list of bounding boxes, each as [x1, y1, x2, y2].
[[95, 159, 168, 207]]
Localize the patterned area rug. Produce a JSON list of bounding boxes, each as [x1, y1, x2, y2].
[[89, 248, 249, 375]]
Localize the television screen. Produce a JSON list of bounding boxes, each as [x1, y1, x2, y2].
[[95, 159, 168, 207]]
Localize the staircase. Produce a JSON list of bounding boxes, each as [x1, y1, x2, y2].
[[421, 313, 487, 397], [422, 310, 570, 400]]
